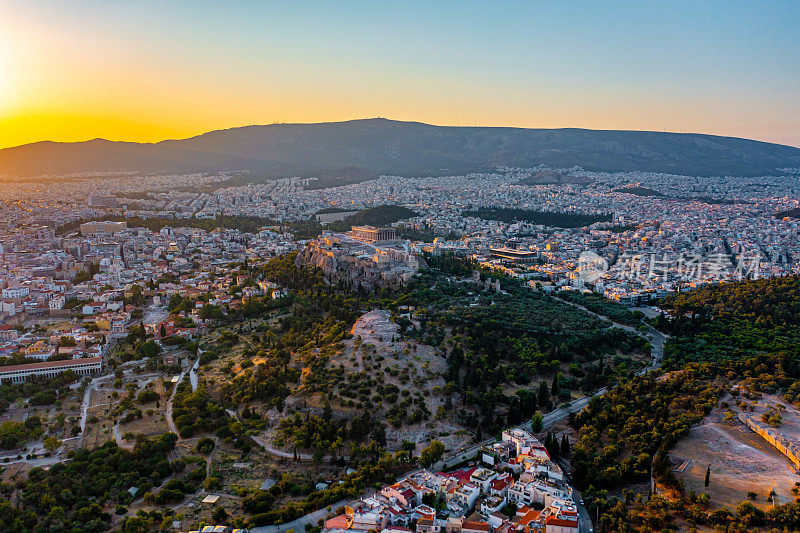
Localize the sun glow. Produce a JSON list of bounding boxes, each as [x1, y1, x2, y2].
[[0, 41, 13, 116]]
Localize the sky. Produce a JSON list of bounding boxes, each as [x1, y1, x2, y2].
[[0, 1, 798, 149]]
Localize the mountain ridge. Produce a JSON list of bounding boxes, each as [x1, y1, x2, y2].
[[1, 118, 799, 179]]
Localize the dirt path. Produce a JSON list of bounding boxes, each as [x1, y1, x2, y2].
[[166, 351, 203, 435], [112, 422, 134, 450]]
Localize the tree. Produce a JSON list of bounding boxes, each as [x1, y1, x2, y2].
[[43, 436, 61, 451], [704, 464, 711, 487], [122, 516, 152, 533], [560, 434, 570, 456], [551, 374, 560, 396], [136, 340, 161, 358], [211, 506, 228, 524], [419, 440, 445, 467], [59, 336, 76, 347], [538, 381, 550, 408], [531, 412, 543, 433]]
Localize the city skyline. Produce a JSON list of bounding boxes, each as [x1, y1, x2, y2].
[[0, 1, 799, 150]]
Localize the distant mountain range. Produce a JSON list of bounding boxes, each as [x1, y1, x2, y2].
[[1, 118, 799, 180]]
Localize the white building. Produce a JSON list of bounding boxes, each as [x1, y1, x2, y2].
[[49, 295, 66, 310], [0, 357, 102, 384]]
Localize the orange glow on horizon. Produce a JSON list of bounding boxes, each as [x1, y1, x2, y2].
[[0, 3, 798, 150]]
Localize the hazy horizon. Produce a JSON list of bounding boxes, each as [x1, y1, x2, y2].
[[0, 116, 800, 150], [0, 1, 798, 150], [2, 116, 800, 151]]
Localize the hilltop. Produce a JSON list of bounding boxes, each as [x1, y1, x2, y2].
[[1, 118, 799, 179]]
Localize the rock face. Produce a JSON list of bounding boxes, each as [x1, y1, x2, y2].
[[297, 234, 424, 291]]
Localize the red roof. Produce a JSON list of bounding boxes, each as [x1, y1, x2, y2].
[[491, 477, 511, 490], [325, 515, 349, 530], [545, 517, 578, 527], [438, 466, 477, 482], [518, 509, 541, 526], [462, 521, 492, 532]]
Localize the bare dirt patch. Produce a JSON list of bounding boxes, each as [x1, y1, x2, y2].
[[670, 396, 800, 511]]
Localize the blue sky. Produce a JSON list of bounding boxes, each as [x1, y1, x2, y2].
[[0, 1, 798, 147]]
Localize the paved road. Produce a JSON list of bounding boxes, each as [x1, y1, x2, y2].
[[572, 488, 594, 533], [432, 298, 669, 530], [259, 300, 671, 533]]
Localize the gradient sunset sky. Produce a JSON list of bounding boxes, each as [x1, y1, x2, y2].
[[0, 1, 798, 149]]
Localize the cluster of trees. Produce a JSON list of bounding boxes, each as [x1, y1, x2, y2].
[[658, 275, 800, 364], [462, 207, 612, 228], [287, 218, 324, 240], [395, 266, 647, 432], [571, 366, 725, 490], [613, 186, 664, 197], [776, 207, 800, 219], [221, 257, 366, 410], [245, 452, 408, 526], [574, 349, 800, 489], [602, 493, 800, 531], [0, 434, 177, 531], [557, 290, 643, 326], [326, 205, 417, 232], [275, 408, 386, 459], [171, 378, 250, 450], [58, 214, 275, 235], [0, 372, 79, 413], [395, 224, 459, 243], [0, 416, 44, 449], [579, 274, 800, 529]]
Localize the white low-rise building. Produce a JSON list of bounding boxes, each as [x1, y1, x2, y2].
[[0, 357, 102, 383]]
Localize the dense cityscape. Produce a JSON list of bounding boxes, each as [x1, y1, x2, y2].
[[0, 164, 797, 532], [2, 2, 800, 532]]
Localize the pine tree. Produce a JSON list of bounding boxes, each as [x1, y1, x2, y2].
[[704, 464, 711, 487], [551, 374, 560, 396], [476, 424, 483, 442], [531, 412, 543, 433], [538, 381, 550, 407], [560, 434, 570, 456]]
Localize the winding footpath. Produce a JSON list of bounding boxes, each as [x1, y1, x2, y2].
[[166, 352, 202, 435]]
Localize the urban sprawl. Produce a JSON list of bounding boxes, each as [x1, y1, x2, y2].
[[0, 167, 799, 533]]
